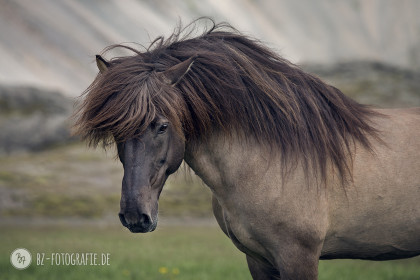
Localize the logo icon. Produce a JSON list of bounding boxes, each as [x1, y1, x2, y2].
[[10, 248, 32, 270]]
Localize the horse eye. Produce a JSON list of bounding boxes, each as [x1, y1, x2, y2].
[[157, 124, 168, 134]]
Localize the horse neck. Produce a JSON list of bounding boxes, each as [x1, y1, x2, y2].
[[184, 132, 273, 198], [183, 130, 338, 203]]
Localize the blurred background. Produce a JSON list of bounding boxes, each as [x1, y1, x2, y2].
[[1, 0, 420, 279]]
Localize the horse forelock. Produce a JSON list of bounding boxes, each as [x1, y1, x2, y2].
[[73, 18, 382, 184]]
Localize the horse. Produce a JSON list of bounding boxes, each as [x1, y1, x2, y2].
[[73, 21, 420, 279]]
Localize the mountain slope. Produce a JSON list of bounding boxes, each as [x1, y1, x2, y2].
[[0, 0, 419, 96]]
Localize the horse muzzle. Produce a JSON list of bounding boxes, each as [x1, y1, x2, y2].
[[118, 210, 157, 233]]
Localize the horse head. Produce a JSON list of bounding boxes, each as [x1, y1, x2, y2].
[[95, 55, 195, 233], [117, 116, 185, 232]]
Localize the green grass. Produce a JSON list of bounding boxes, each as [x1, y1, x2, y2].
[[1, 225, 251, 280], [1, 225, 419, 280]]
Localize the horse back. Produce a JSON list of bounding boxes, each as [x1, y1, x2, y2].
[[322, 107, 420, 260]]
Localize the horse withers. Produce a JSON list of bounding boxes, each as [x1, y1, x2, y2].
[[73, 21, 420, 279]]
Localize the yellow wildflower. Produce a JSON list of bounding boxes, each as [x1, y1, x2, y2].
[[159, 266, 168, 274]]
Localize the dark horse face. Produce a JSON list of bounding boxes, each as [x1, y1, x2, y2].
[[87, 54, 195, 233], [117, 116, 185, 233]]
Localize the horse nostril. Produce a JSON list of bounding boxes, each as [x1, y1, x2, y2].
[[119, 212, 153, 232], [139, 213, 152, 228]]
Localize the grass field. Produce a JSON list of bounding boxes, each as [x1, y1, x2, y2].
[[1, 224, 420, 280]]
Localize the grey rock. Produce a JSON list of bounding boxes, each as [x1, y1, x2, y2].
[[0, 85, 75, 154]]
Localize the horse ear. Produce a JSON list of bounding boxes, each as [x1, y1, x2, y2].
[[96, 55, 110, 73], [161, 55, 198, 86]]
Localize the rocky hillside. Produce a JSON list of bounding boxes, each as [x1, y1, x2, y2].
[[0, 0, 419, 96], [0, 85, 74, 154], [305, 61, 420, 107], [0, 1, 419, 153]]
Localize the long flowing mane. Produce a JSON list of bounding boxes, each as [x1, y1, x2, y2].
[[73, 20, 382, 184]]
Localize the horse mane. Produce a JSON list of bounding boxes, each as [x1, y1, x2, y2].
[[73, 19, 382, 184]]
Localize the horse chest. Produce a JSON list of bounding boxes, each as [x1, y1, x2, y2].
[[212, 196, 270, 261], [226, 215, 255, 254]]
